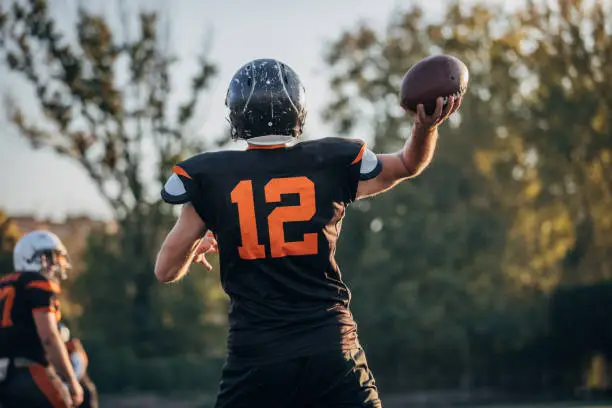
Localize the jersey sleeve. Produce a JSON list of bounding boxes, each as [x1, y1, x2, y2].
[[359, 147, 382, 181], [341, 139, 382, 204], [161, 154, 215, 227], [23, 277, 60, 314], [161, 165, 197, 205]]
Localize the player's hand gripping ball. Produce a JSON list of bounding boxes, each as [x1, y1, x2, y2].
[[400, 54, 469, 115]]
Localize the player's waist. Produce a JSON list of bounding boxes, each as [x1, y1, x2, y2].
[[0, 350, 47, 365], [226, 319, 359, 365], [0, 336, 47, 364], [229, 298, 352, 320], [8, 356, 39, 368]]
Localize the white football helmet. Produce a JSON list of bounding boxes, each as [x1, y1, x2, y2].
[[13, 230, 72, 280]]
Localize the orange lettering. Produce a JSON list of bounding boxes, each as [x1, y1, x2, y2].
[[231, 180, 266, 260], [265, 177, 318, 258], [0, 286, 16, 327], [231, 177, 318, 260]]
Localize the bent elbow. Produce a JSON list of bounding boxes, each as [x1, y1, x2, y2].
[[154, 256, 173, 284], [154, 269, 167, 283], [401, 160, 430, 179], [154, 266, 173, 283], [406, 165, 426, 178], [397, 152, 430, 179]]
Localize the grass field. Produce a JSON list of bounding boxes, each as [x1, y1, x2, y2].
[[99, 394, 612, 408]]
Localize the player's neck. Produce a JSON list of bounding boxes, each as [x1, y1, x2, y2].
[[245, 134, 296, 150], [247, 144, 288, 150]]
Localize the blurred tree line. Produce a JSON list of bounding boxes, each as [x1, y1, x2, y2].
[[1, 0, 611, 399], [0, 0, 227, 393], [326, 0, 612, 395], [0, 210, 20, 272]]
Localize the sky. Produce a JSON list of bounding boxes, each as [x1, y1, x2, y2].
[[0, 0, 448, 220]]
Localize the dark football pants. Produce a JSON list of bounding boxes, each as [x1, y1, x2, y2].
[[214, 347, 382, 408], [0, 363, 72, 408]]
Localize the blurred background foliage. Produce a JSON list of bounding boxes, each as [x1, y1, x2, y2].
[[1, 0, 611, 402]]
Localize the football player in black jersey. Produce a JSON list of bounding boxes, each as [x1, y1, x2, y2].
[[155, 58, 461, 408], [0, 230, 83, 408]]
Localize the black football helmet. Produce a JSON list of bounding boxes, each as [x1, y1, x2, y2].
[[225, 58, 307, 141]]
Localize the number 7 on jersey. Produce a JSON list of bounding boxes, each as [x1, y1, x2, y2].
[[0, 287, 15, 327], [231, 176, 318, 259]]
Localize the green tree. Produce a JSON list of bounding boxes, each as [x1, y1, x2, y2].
[[0, 209, 21, 273], [325, 0, 611, 391], [0, 0, 226, 357], [325, 4, 534, 390], [495, 0, 612, 288]]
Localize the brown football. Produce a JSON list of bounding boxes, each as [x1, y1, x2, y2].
[[399, 54, 469, 115]]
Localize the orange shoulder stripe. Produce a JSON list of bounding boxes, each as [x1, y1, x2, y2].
[[172, 165, 192, 180], [0, 272, 21, 284], [26, 280, 61, 294], [351, 142, 367, 165]]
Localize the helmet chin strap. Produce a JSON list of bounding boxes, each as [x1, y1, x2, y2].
[[246, 135, 297, 146]]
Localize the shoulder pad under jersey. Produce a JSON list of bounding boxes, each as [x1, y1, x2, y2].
[[174, 151, 240, 179], [299, 137, 381, 180], [162, 151, 241, 205], [22, 273, 61, 294], [299, 137, 365, 166], [161, 152, 214, 204]]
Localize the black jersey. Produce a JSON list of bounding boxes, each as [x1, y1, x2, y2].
[[162, 138, 380, 364], [0, 272, 62, 365]]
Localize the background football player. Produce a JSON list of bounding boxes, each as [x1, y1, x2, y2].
[[58, 320, 98, 408], [0, 230, 84, 408], [155, 58, 461, 407]]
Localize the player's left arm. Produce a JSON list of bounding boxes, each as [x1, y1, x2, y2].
[[356, 95, 462, 199]]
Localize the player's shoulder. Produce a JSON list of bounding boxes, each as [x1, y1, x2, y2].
[[175, 150, 243, 178], [299, 137, 364, 151], [20, 273, 61, 294], [0, 272, 22, 286], [296, 137, 366, 165], [162, 150, 243, 204]]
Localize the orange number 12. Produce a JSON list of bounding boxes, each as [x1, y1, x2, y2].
[[231, 176, 318, 259]]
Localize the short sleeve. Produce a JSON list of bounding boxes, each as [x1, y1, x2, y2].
[[161, 173, 190, 204], [342, 139, 381, 204], [359, 148, 382, 181], [24, 278, 60, 314], [162, 156, 215, 228]]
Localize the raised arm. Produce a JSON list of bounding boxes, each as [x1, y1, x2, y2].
[[356, 96, 461, 199]]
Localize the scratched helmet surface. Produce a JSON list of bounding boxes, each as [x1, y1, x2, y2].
[[225, 58, 307, 141]]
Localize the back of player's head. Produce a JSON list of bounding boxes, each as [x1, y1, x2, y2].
[[13, 230, 72, 280], [225, 58, 307, 143]]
